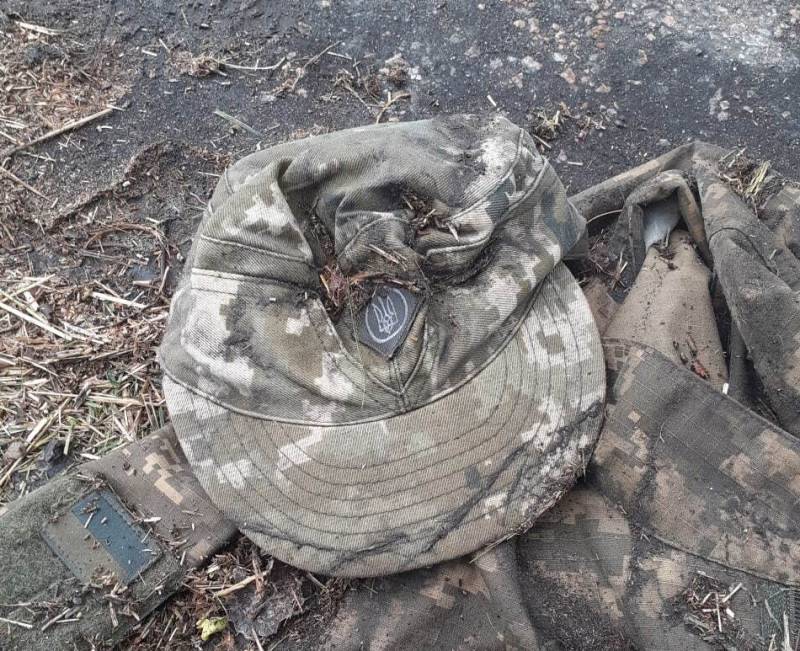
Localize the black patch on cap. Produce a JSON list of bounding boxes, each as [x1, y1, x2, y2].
[[358, 286, 419, 359]]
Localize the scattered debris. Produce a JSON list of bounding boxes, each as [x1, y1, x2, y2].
[[718, 149, 783, 210], [379, 53, 410, 87], [326, 54, 415, 123], [272, 42, 339, 98], [214, 109, 263, 137], [0, 144, 225, 503], [673, 572, 760, 649], [3, 107, 116, 159], [375, 91, 411, 124], [0, 21, 125, 154], [196, 615, 228, 641], [171, 50, 221, 77], [125, 536, 349, 649], [529, 102, 604, 152]]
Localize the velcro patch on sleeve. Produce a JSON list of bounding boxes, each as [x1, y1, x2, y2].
[[41, 489, 162, 585]]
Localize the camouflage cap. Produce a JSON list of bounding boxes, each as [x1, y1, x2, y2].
[[160, 115, 605, 577]]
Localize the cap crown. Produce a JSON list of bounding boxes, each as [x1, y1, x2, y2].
[[160, 115, 586, 424]]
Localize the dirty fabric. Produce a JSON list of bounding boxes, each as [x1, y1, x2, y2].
[[283, 143, 800, 650], [576, 141, 800, 436], [160, 115, 606, 577], [290, 341, 800, 650], [0, 426, 234, 650], [603, 230, 727, 389], [6, 140, 800, 650], [699, 176, 800, 436]]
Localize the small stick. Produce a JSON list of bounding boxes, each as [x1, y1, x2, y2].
[[783, 611, 792, 651], [213, 110, 262, 137], [375, 91, 411, 124], [303, 42, 339, 70], [91, 291, 148, 309], [0, 130, 21, 145], [721, 583, 742, 603], [4, 108, 115, 158], [0, 166, 47, 199], [41, 607, 76, 632], [14, 20, 61, 36], [211, 570, 269, 598], [0, 457, 24, 489], [304, 572, 326, 590], [109, 602, 119, 629], [0, 616, 33, 629], [0, 297, 72, 340], [213, 56, 286, 71], [531, 133, 552, 150]]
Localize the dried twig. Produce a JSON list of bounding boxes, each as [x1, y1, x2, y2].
[[211, 570, 270, 598], [4, 107, 115, 158], [213, 110, 262, 137], [0, 165, 47, 199], [213, 56, 286, 72], [91, 291, 148, 310], [0, 616, 33, 629], [0, 295, 72, 340], [375, 91, 411, 124], [14, 20, 61, 36]]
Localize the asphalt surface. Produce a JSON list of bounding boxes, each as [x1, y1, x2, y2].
[[4, 0, 799, 197]]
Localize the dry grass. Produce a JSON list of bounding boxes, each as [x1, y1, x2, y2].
[[0, 138, 229, 507], [718, 148, 783, 210], [0, 18, 163, 503], [126, 537, 350, 650], [1, 17, 128, 238], [0, 270, 169, 497], [1, 17, 347, 647], [0, 19, 126, 152], [0, 15, 227, 505], [675, 572, 761, 650]]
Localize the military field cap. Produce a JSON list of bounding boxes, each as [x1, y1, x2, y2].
[[160, 114, 605, 577]]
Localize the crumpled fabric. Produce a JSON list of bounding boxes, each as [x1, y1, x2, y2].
[[287, 142, 800, 651], [296, 341, 800, 651], [577, 142, 800, 437], [699, 176, 800, 436]]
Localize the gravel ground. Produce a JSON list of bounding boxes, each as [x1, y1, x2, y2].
[[2, 0, 798, 196]]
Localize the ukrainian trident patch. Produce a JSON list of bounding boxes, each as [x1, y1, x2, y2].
[[358, 286, 419, 358]]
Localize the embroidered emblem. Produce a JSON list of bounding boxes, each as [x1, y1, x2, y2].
[[359, 286, 419, 358]]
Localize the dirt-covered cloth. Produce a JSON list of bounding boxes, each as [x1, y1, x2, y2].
[[159, 115, 606, 578], [3, 141, 799, 651], [578, 141, 800, 437], [699, 176, 800, 436], [296, 341, 800, 650], [0, 427, 235, 650], [286, 143, 800, 650]]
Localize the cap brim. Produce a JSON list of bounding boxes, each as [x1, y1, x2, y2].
[[164, 263, 604, 577]]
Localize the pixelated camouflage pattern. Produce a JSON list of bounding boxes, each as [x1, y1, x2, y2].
[[574, 140, 800, 439], [296, 342, 800, 650], [159, 115, 605, 576], [282, 144, 800, 649], [0, 425, 234, 650], [85, 424, 237, 567], [161, 115, 589, 421]]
